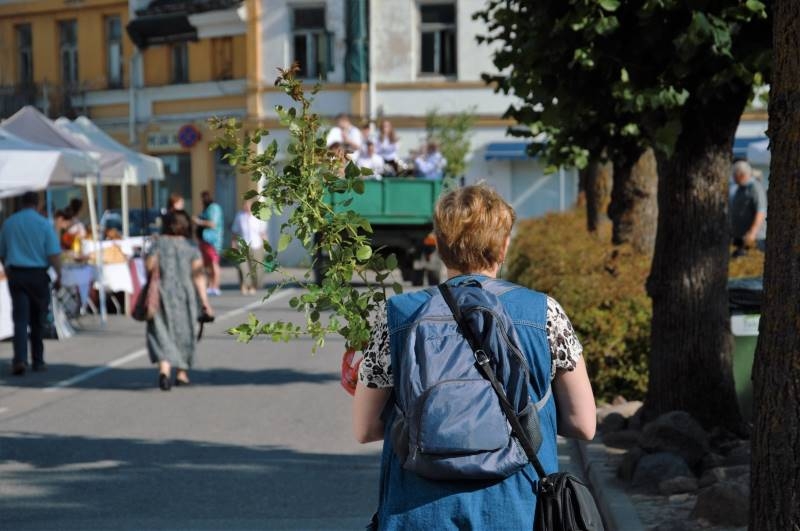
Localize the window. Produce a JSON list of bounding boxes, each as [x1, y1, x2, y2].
[[212, 37, 233, 80], [15, 24, 33, 85], [106, 16, 123, 88], [291, 6, 332, 80], [59, 20, 78, 84], [419, 3, 456, 76], [171, 42, 189, 84]]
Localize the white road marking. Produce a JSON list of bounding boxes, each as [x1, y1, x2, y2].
[[44, 288, 299, 392], [0, 407, 8, 414]]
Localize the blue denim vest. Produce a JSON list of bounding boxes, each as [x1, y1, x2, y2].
[[375, 275, 559, 530]]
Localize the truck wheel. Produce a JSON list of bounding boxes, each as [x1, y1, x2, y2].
[[411, 270, 424, 287], [426, 269, 441, 286]]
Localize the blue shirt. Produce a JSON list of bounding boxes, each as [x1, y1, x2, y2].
[[200, 202, 224, 251], [0, 208, 61, 268]]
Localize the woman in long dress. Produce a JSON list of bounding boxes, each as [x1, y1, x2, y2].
[[146, 210, 214, 391]]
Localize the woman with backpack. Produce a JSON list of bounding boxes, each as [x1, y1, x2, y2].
[[352, 183, 596, 529]]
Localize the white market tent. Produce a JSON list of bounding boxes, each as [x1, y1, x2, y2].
[[55, 116, 164, 238], [0, 128, 95, 197], [1, 105, 130, 323]]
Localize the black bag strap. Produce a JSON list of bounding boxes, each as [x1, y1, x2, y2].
[[439, 283, 548, 480]]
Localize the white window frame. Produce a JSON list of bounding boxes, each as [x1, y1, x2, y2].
[[15, 24, 33, 85], [106, 15, 123, 88], [291, 5, 331, 81], [59, 20, 79, 85], [418, 2, 457, 78]]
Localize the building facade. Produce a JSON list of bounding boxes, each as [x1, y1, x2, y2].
[[0, 0, 766, 252]]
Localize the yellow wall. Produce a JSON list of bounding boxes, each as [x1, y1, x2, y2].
[[0, 0, 129, 89]]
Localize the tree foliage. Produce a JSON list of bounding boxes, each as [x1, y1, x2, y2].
[[474, 0, 770, 170], [212, 65, 400, 351], [425, 107, 476, 187]]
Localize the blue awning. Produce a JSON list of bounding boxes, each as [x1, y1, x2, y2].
[[733, 136, 767, 160], [484, 142, 538, 161]]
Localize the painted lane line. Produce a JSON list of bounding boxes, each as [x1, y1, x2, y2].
[[0, 407, 9, 414], [44, 288, 299, 392]]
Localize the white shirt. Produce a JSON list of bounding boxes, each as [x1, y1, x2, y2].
[[415, 151, 447, 180], [326, 125, 363, 151], [376, 137, 399, 161], [231, 211, 267, 248], [357, 153, 386, 177]]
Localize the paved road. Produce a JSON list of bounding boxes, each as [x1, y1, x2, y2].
[[0, 274, 588, 530]]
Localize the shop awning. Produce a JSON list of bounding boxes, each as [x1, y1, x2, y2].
[[484, 142, 539, 161], [733, 136, 767, 160]]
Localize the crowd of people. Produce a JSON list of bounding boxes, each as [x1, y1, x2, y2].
[[325, 114, 447, 180]]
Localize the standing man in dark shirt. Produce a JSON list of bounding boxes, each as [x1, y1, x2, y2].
[[730, 160, 767, 257], [0, 192, 62, 375]]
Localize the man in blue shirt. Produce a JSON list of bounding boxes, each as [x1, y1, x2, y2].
[[193, 191, 224, 296], [0, 192, 62, 375]]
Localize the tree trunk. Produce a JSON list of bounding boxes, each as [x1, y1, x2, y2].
[[644, 91, 749, 431], [580, 160, 613, 233], [750, 2, 800, 529], [608, 149, 658, 253]]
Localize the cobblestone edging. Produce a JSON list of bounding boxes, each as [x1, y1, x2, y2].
[[575, 439, 645, 531]]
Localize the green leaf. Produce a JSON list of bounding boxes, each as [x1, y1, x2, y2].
[[392, 282, 403, 295], [277, 233, 292, 252], [385, 254, 398, 270], [356, 245, 373, 261], [744, 0, 765, 13], [597, 0, 619, 12]]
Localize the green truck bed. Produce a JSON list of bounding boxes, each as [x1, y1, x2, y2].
[[330, 178, 443, 225]]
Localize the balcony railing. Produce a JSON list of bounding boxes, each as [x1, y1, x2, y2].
[[0, 82, 88, 119]]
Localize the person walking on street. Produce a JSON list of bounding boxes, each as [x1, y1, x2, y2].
[[0, 192, 62, 375], [730, 160, 767, 257], [352, 184, 596, 529], [231, 198, 267, 295], [193, 191, 224, 296], [146, 210, 214, 390]]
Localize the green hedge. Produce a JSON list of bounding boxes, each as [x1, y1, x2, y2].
[[505, 209, 765, 402]]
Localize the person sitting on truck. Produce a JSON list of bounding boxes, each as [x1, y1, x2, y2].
[[414, 141, 447, 180], [326, 113, 363, 155], [356, 141, 385, 178], [377, 119, 400, 175]]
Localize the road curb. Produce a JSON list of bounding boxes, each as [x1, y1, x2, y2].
[[574, 438, 646, 531]]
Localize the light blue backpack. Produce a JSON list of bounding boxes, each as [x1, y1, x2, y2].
[[388, 279, 550, 481]]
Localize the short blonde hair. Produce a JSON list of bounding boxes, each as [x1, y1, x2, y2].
[[434, 184, 516, 273]]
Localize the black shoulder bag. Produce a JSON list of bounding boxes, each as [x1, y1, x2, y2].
[[439, 284, 605, 531]]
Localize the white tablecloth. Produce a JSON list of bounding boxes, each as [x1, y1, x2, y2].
[[62, 262, 134, 298]]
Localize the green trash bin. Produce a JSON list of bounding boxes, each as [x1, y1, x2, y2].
[[728, 277, 763, 422]]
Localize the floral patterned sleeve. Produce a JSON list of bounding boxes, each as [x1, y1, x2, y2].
[[546, 296, 583, 378], [358, 303, 393, 388], [357, 296, 583, 387]]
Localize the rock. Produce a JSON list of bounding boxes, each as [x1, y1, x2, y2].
[[602, 429, 642, 449], [691, 482, 749, 526], [698, 465, 750, 488], [597, 400, 644, 425], [640, 411, 709, 468], [649, 520, 694, 531], [668, 493, 693, 504], [600, 412, 627, 433], [722, 442, 751, 467], [631, 452, 693, 493], [700, 452, 725, 471], [628, 406, 645, 431], [658, 476, 699, 495], [618, 447, 644, 481]]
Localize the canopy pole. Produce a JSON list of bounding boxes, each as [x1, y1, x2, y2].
[[121, 183, 130, 238], [46, 189, 53, 221], [87, 172, 107, 326]]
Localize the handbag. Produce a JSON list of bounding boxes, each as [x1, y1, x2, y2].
[[132, 254, 160, 322], [440, 283, 605, 531]]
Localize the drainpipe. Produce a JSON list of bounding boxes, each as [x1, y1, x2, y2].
[[368, 0, 376, 120]]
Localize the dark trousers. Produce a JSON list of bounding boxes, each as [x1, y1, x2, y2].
[[8, 267, 51, 366]]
